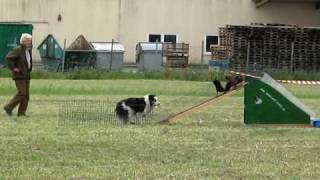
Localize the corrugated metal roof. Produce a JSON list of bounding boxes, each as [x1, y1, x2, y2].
[[0, 22, 33, 25], [254, 0, 320, 8], [272, 0, 320, 2], [91, 42, 125, 52], [139, 43, 162, 51]]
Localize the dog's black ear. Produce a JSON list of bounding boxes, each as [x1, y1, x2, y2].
[[148, 94, 156, 103]]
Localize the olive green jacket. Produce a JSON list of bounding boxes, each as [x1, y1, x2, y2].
[[6, 46, 32, 80]]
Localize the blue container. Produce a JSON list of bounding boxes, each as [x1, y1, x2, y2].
[[312, 119, 320, 128], [208, 60, 229, 71]]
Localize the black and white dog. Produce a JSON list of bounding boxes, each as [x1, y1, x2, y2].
[[115, 94, 160, 124]]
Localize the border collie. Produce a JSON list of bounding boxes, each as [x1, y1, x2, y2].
[[115, 94, 160, 124]]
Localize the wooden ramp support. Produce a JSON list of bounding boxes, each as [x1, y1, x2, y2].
[[160, 83, 245, 124]]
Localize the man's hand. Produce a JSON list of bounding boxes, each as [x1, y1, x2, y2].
[[13, 68, 20, 73]]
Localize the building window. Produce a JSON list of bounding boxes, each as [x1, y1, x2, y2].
[[148, 33, 178, 43], [205, 35, 219, 53], [149, 34, 161, 42], [164, 34, 177, 43]]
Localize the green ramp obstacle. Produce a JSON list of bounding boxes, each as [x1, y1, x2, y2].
[[244, 73, 316, 124]]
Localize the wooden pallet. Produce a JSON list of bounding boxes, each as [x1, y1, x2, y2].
[[166, 56, 188, 68], [163, 43, 189, 68], [219, 24, 320, 71]]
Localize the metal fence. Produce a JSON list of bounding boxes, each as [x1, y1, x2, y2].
[[58, 98, 155, 126]]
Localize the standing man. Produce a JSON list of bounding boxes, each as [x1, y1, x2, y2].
[[3, 33, 33, 117]]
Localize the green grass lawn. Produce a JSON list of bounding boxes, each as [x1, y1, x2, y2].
[[0, 78, 320, 179]]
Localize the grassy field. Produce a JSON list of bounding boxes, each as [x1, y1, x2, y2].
[[0, 78, 320, 179]]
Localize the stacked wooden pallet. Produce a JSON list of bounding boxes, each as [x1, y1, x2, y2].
[[210, 45, 228, 60], [218, 27, 233, 58], [231, 25, 249, 67], [218, 24, 320, 71], [277, 27, 294, 70], [308, 29, 320, 72], [163, 43, 189, 68], [294, 28, 309, 70], [248, 26, 264, 69], [263, 27, 279, 69]]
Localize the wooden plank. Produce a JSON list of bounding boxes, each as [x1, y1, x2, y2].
[[160, 84, 245, 124]]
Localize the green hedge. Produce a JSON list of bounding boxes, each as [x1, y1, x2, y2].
[[0, 68, 319, 81]]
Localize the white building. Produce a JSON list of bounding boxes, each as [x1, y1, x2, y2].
[[1, 0, 320, 63]]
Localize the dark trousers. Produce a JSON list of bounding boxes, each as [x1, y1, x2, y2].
[[5, 80, 30, 115]]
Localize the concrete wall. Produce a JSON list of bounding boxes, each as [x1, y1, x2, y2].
[[120, 0, 320, 63], [0, 0, 120, 61], [0, 0, 319, 63]]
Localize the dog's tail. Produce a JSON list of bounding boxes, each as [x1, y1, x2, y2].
[[115, 102, 129, 124], [213, 79, 225, 93]]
